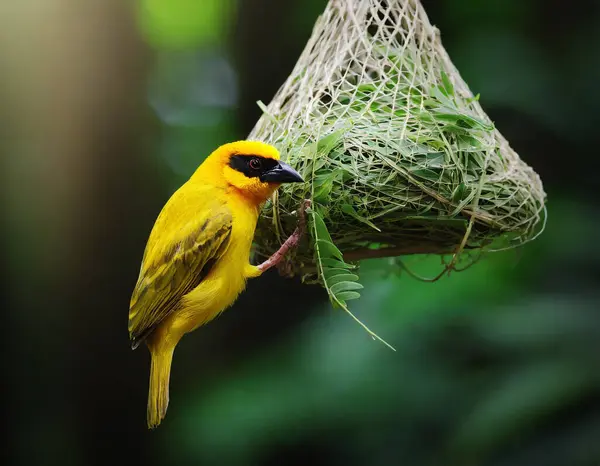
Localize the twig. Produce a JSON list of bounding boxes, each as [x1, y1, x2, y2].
[[342, 244, 472, 261]]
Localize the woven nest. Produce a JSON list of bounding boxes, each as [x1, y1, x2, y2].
[[249, 0, 546, 310]]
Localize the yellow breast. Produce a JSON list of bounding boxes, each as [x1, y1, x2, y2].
[[172, 191, 260, 335]]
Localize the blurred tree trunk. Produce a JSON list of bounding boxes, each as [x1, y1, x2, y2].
[[2, 1, 161, 465]]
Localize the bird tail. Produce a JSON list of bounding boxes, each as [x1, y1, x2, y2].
[[147, 344, 174, 429]]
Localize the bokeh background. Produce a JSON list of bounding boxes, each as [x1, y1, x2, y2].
[[2, 0, 599, 465]]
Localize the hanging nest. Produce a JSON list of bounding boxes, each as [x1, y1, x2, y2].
[[248, 0, 546, 327]]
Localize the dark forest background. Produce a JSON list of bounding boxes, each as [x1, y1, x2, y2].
[[2, 0, 599, 465]]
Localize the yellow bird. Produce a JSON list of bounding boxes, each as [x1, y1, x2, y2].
[[129, 140, 306, 428]]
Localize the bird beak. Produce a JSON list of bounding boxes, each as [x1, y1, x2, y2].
[[260, 161, 304, 183]]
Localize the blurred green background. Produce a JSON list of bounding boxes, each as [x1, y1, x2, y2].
[[2, 0, 599, 465]]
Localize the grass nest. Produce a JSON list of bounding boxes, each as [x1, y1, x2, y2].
[[248, 0, 546, 346], [252, 68, 546, 270]]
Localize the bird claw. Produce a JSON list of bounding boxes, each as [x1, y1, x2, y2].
[[299, 199, 311, 214], [295, 199, 311, 231], [256, 199, 311, 274]]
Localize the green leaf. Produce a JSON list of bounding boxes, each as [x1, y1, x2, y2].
[[312, 172, 334, 186], [431, 109, 494, 131], [297, 141, 317, 159], [357, 83, 377, 93], [302, 158, 328, 179], [456, 134, 483, 152], [317, 129, 346, 156], [313, 170, 343, 203], [313, 180, 334, 203], [419, 152, 445, 168], [441, 70, 455, 96], [452, 183, 469, 202], [341, 204, 381, 232], [431, 86, 454, 107], [466, 93, 481, 103], [327, 273, 360, 286], [330, 281, 364, 295], [315, 239, 344, 261], [312, 209, 334, 243], [308, 208, 395, 351], [409, 168, 441, 182], [324, 267, 353, 279], [320, 258, 352, 269], [335, 291, 361, 302], [393, 140, 431, 157]]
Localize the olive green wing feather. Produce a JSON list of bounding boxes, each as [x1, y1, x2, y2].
[[128, 197, 232, 349]]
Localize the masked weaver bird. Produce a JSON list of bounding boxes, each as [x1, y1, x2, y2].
[[129, 141, 307, 428]]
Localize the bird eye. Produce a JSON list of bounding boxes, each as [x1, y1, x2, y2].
[[249, 158, 262, 170]]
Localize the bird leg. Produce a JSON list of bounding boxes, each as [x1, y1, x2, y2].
[[257, 199, 311, 273]]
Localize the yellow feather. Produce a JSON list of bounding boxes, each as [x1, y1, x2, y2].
[[129, 140, 285, 428]]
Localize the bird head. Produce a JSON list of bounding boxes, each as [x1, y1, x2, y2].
[[196, 141, 304, 203]]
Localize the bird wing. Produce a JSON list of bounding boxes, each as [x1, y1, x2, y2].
[[128, 188, 232, 348]]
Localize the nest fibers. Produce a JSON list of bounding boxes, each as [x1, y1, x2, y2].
[[248, 0, 546, 341]]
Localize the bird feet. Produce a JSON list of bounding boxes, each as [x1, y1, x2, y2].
[[257, 199, 311, 273]]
